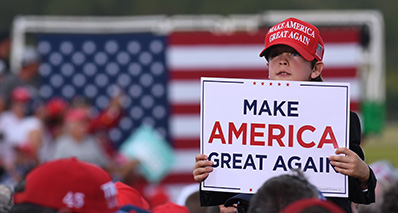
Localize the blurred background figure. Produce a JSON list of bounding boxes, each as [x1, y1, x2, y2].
[[0, 32, 11, 113], [0, 86, 43, 187], [49, 95, 139, 183], [356, 160, 398, 213], [0, 46, 40, 114], [50, 107, 110, 168], [37, 97, 68, 163], [0, 33, 10, 75]]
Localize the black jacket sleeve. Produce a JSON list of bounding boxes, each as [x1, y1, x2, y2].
[[347, 111, 376, 204], [199, 189, 237, 206], [327, 112, 377, 212]]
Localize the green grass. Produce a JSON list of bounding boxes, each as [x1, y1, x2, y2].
[[362, 123, 398, 167]]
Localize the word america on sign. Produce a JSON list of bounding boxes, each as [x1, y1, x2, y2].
[[207, 98, 339, 149]]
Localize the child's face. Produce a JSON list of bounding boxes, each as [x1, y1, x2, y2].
[[266, 45, 318, 81]]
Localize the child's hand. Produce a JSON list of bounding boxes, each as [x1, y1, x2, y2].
[[329, 147, 370, 188], [193, 154, 214, 183]]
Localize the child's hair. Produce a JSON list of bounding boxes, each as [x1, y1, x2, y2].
[[248, 170, 320, 213]]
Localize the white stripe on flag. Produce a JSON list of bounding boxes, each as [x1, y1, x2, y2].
[[167, 45, 266, 69], [168, 43, 362, 70], [169, 80, 200, 104], [323, 43, 363, 67], [169, 78, 360, 106], [170, 149, 200, 173], [170, 115, 200, 138]]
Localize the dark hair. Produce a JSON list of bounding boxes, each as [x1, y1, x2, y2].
[[9, 203, 57, 213], [247, 170, 320, 213]]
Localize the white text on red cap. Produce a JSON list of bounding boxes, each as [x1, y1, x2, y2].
[[268, 20, 316, 38]]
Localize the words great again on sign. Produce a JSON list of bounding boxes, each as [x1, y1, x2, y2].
[[208, 152, 338, 173]]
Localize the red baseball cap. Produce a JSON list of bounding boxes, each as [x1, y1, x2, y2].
[[281, 198, 344, 213], [65, 108, 89, 123], [13, 158, 119, 213], [45, 97, 68, 118], [259, 17, 324, 61], [115, 181, 150, 210], [11, 86, 31, 102]]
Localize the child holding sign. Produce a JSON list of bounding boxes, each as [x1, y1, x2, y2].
[[193, 17, 376, 213]]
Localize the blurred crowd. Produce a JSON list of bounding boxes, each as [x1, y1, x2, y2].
[[0, 33, 191, 212], [0, 33, 132, 187], [0, 32, 397, 213]]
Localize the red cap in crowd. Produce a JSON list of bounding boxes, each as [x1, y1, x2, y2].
[[259, 17, 324, 61], [45, 97, 68, 118], [281, 198, 344, 213], [65, 108, 89, 123], [115, 181, 150, 210], [11, 86, 31, 102], [13, 158, 119, 213]]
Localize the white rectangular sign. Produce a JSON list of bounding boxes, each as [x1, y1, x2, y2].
[[200, 77, 350, 198]]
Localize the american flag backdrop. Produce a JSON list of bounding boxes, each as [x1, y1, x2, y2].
[[36, 27, 364, 189], [38, 33, 170, 144]]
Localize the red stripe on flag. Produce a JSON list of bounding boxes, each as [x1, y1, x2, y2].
[[169, 28, 361, 46], [322, 67, 358, 78], [173, 138, 200, 149], [171, 104, 199, 115], [170, 67, 357, 81], [319, 27, 362, 43], [170, 69, 268, 80]]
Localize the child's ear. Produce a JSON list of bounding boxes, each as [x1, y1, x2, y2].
[[311, 61, 324, 79]]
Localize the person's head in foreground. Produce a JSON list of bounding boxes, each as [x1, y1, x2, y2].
[[280, 198, 344, 213], [10, 158, 119, 213], [259, 17, 324, 82], [247, 171, 320, 213]]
